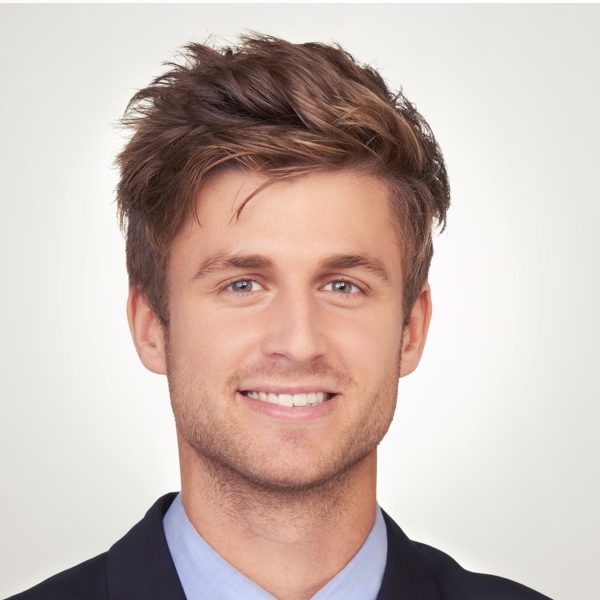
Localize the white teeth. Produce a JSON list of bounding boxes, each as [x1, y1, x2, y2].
[[279, 394, 294, 407], [293, 394, 308, 406], [306, 393, 318, 405], [244, 391, 329, 406]]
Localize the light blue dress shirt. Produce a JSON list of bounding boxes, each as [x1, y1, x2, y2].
[[163, 492, 387, 600]]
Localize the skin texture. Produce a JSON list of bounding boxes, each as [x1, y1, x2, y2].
[[128, 168, 432, 600]]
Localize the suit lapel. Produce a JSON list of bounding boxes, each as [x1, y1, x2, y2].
[[103, 494, 441, 600], [376, 509, 442, 600], [106, 493, 187, 600]]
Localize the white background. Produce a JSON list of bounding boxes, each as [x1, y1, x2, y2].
[[1, 5, 598, 599]]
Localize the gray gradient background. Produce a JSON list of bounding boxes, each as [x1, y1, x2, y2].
[[1, 4, 598, 599]]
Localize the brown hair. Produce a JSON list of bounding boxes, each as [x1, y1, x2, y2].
[[115, 33, 450, 327]]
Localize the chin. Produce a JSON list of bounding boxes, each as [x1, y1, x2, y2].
[[237, 449, 372, 495]]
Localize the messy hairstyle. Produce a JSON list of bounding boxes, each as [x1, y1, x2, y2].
[[116, 33, 450, 327]]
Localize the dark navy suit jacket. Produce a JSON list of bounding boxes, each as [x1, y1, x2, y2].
[[6, 492, 552, 599]]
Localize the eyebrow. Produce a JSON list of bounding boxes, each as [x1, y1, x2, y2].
[[193, 251, 391, 283]]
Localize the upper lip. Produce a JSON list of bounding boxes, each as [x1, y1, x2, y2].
[[239, 385, 339, 395]]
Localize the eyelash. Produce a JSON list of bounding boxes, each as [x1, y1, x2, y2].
[[222, 278, 364, 298]]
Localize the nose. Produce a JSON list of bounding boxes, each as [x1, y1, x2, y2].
[[260, 287, 328, 364]]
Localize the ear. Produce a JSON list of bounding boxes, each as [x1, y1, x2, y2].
[[126, 286, 167, 375], [399, 282, 432, 378]]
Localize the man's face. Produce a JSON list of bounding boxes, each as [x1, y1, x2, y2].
[[160, 169, 410, 491]]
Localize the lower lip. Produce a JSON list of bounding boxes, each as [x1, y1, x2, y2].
[[237, 391, 339, 423]]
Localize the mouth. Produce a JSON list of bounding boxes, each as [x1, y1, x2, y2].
[[239, 390, 337, 407]]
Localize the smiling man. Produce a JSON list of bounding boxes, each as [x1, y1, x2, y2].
[[8, 34, 551, 600]]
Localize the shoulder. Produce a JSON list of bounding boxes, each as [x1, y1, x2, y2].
[[4, 493, 182, 600], [4, 553, 108, 600], [378, 508, 553, 600], [413, 540, 552, 600]]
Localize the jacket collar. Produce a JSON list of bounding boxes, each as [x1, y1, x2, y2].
[[376, 509, 442, 600], [106, 492, 186, 600], [105, 493, 441, 600]]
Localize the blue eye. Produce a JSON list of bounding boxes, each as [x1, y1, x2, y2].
[[228, 279, 262, 294], [223, 278, 362, 298], [324, 280, 361, 295]]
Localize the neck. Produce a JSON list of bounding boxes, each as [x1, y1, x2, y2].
[[178, 436, 378, 600]]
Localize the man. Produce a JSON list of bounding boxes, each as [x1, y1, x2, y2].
[[7, 34, 551, 600]]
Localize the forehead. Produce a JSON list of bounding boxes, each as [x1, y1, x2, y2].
[[170, 168, 402, 275]]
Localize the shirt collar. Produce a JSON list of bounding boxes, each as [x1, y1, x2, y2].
[[163, 492, 387, 600]]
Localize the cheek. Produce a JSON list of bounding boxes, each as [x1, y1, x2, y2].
[[170, 299, 256, 371], [332, 308, 403, 383]]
